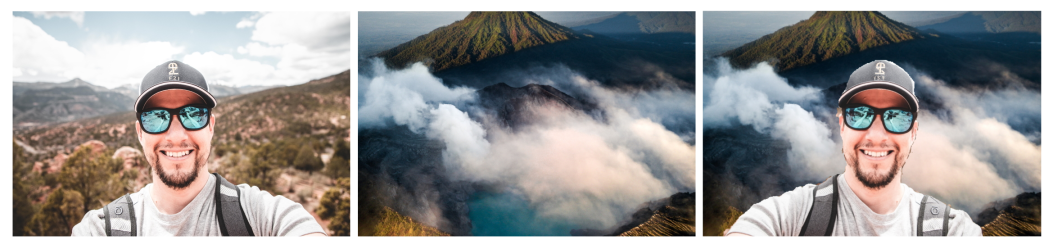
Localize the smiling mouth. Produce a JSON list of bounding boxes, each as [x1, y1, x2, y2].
[[861, 149, 892, 157], [161, 150, 194, 158]]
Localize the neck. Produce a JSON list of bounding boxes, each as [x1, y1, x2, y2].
[[150, 170, 209, 214], [843, 166, 903, 214]]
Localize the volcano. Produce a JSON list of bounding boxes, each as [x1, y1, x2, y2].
[[377, 11, 578, 72], [722, 11, 927, 71]]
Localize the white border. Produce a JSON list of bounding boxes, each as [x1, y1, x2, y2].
[[0, 1, 1048, 248]]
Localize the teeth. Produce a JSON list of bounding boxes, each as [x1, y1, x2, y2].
[[863, 150, 889, 157], [165, 151, 190, 158]]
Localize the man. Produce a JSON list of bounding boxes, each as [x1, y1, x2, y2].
[[72, 60, 326, 236], [725, 60, 981, 236]]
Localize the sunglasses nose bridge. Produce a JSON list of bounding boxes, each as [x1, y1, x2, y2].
[[863, 113, 891, 139], [163, 113, 189, 138]]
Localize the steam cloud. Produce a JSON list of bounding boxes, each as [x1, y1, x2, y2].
[[703, 58, 1041, 215], [703, 59, 842, 180], [359, 60, 696, 231]]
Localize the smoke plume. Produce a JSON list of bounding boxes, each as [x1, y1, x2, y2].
[[359, 60, 695, 232]]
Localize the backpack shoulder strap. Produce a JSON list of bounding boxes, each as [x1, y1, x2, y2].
[[917, 195, 950, 236], [213, 173, 255, 236], [799, 174, 839, 236], [103, 193, 137, 236]]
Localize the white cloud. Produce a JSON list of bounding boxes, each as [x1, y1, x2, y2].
[[14, 16, 186, 88], [76, 39, 184, 88], [13, 17, 85, 83], [222, 12, 353, 86], [250, 12, 350, 51], [189, 11, 207, 16], [237, 42, 284, 57], [181, 51, 278, 86], [236, 20, 255, 29], [30, 11, 85, 27]]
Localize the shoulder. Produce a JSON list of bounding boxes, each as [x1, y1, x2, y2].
[[726, 182, 819, 236], [234, 183, 327, 236], [903, 186, 982, 236], [71, 188, 148, 236], [946, 208, 982, 236], [72, 208, 106, 236]]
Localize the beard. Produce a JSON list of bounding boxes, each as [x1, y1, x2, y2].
[[846, 141, 906, 190], [149, 141, 206, 190]]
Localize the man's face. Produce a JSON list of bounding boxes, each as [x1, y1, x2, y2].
[[136, 89, 214, 190], [840, 89, 917, 190]]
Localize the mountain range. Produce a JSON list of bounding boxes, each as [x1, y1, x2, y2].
[[13, 79, 278, 129], [571, 12, 695, 35], [916, 11, 1041, 34]]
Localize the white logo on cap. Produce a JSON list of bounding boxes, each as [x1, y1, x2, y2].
[[874, 62, 886, 81], [168, 63, 180, 81]]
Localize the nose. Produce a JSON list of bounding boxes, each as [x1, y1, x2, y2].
[[165, 114, 189, 141], [864, 114, 889, 142]]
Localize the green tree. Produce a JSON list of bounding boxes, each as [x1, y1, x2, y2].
[[230, 143, 281, 194], [324, 156, 350, 179], [24, 188, 84, 236], [293, 144, 324, 173], [316, 177, 350, 236], [58, 146, 127, 214], [334, 140, 350, 161], [13, 142, 41, 236]]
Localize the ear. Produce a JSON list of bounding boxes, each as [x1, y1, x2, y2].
[[135, 121, 145, 145], [910, 121, 919, 143], [838, 114, 845, 133], [208, 114, 216, 133]]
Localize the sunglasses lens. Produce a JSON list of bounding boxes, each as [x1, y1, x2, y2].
[[140, 110, 172, 133], [844, 106, 875, 130], [179, 106, 209, 130], [883, 109, 914, 133]]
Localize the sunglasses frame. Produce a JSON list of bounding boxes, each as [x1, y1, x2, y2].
[[137, 105, 211, 134], [841, 105, 916, 134]]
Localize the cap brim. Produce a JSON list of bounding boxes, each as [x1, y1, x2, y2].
[[837, 81, 919, 113], [134, 82, 217, 112]]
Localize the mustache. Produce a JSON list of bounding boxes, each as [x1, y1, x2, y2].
[[854, 140, 898, 150], [157, 141, 199, 150]]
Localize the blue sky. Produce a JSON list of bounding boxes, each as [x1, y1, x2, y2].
[[13, 11, 350, 88]]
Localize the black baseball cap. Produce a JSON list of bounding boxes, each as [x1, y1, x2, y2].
[[135, 60, 217, 113], [838, 60, 919, 113]]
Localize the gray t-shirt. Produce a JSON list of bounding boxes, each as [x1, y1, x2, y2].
[[72, 174, 326, 236], [727, 174, 982, 236]]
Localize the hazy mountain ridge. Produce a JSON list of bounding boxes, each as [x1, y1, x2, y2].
[[917, 11, 1041, 34], [572, 12, 695, 35], [722, 11, 926, 72], [14, 78, 281, 130], [377, 11, 578, 72], [14, 85, 134, 129]]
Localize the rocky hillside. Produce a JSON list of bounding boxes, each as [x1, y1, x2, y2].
[[978, 192, 1041, 236]]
